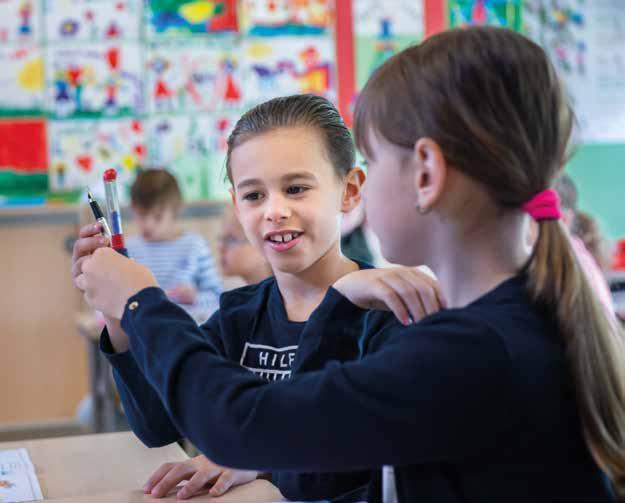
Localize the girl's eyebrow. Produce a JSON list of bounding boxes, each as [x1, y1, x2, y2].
[[236, 171, 317, 191], [236, 178, 263, 191], [281, 171, 317, 183]]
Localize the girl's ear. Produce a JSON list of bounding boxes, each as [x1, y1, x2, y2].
[[412, 138, 447, 213], [341, 167, 366, 213]]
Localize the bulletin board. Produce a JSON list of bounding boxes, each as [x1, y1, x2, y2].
[[0, 0, 339, 205], [1, 0, 623, 242]]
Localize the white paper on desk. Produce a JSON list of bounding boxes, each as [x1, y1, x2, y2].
[[0, 448, 43, 502]]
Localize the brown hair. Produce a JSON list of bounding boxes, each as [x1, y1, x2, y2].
[[573, 211, 611, 271], [130, 168, 182, 211], [355, 26, 625, 496], [225, 94, 355, 184]]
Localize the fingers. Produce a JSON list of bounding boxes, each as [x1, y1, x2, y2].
[[380, 277, 423, 325], [150, 463, 195, 499], [144, 463, 175, 494], [79, 222, 104, 239], [75, 273, 87, 292], [72, 233, 109, 266], [177, 468, 222, 500], [208, 470, 257, 498], [208, 470, 237, 497], [411, 268, 447, 309], [374, 280, 412, 326]]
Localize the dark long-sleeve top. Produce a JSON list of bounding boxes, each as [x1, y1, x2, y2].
[[102, 273, 375, 502], [105, 274, 613, 502]]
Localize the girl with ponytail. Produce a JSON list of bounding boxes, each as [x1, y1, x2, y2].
[[74, 26, 624, 502]]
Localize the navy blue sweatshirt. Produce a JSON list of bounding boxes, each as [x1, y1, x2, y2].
[[105, 274, 613, 502], [102, 274, 375, 502]]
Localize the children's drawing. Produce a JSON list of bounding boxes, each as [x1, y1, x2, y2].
[[46, 43, 143, 118], [0, 119, 48, 202], [146, 40, 243, 113], [524, 0, 586, 75], [146, 0, 238, 37], [0, 46, 44, 115], [352, 0, 423, 89], [448, 0, 522, 31], [146, 113, 236, 200], [48, 119, 145, 194], [243, 37, 335, 105], [241, 0, 331, 36], [0, 0, 40, 43], [43, 0, 140, 42]]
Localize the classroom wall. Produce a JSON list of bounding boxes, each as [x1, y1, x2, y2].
[[567, 144, 625, 240]]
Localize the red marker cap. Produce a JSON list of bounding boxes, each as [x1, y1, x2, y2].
[[103, 169, 117, 182]]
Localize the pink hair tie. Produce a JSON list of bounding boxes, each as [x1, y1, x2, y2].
[[522, 188, 561, 221]]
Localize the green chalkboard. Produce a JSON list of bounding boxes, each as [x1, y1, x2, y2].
[[566, 143, 625, 240]]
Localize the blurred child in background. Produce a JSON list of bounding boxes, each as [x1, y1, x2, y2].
[[128, 169, 222, 323], [218, 207, 272, 286]]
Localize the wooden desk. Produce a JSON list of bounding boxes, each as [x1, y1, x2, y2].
[[0, 431, 284, 502], [45, 481, 284, 502]]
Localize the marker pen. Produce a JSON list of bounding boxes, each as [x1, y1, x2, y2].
[[103, 169, 128, 257], [87, 189, 112, 239]]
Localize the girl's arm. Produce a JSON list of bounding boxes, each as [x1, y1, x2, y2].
[[101, 309, 225, 448], [121, 286, 516, 472]]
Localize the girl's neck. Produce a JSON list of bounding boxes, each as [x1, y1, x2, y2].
[[275, 242, 358, 322], [428, 212, 531, 308]]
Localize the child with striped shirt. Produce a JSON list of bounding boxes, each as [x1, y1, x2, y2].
[[127, 169, 222, 323]]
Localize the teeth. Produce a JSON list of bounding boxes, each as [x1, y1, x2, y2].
[[272, 234, 283, 242], [283, 233, 292, 242]]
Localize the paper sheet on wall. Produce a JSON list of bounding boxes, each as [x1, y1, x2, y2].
[[43, 0, 141, 42], [0, 448, 43, 503], [0, 0, 40, 44], [525, 0, 625, 143]]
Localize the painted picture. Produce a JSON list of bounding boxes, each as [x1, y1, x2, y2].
[[146, 0, 238, 37], [43, 0, 141, 42], [0, 119, 48, 203], [0, 45, 44, 116], [241, 0, 331, 36], [0, 0, 40, 43], [352, 0, 423, 89], [46, 43, 143, 118], [146, 40, 243, 113], [243, 36, 335, 105], [448, 0, 522, 31], [145, 112, 237, 200], [48, 118, 145, 194]]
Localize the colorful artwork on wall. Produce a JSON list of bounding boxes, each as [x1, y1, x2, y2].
[[146, 0, 238, 37], [46, 43, 143, 118], [0, 0, 40, 44], [43, 0, 141, 42], [146, 40, 243, 113], [145, 111, 237, 200], [448, 0, 522, 31], [243, 36, 335, 105], [48, 118, 145, 195], [0, 119, 48, 202], [0, 45, 44, 116], [240, 0, 332, 36]]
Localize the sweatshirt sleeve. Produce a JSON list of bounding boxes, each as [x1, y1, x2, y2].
[[101, 306, 226, 448], [121, 286, 518, 472]]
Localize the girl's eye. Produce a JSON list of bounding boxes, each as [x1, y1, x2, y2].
[[243, 191, 263, 201], [286, 185, 308, 195]]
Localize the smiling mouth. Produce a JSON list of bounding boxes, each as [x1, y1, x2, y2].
[[265, 231, 303, 252]]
